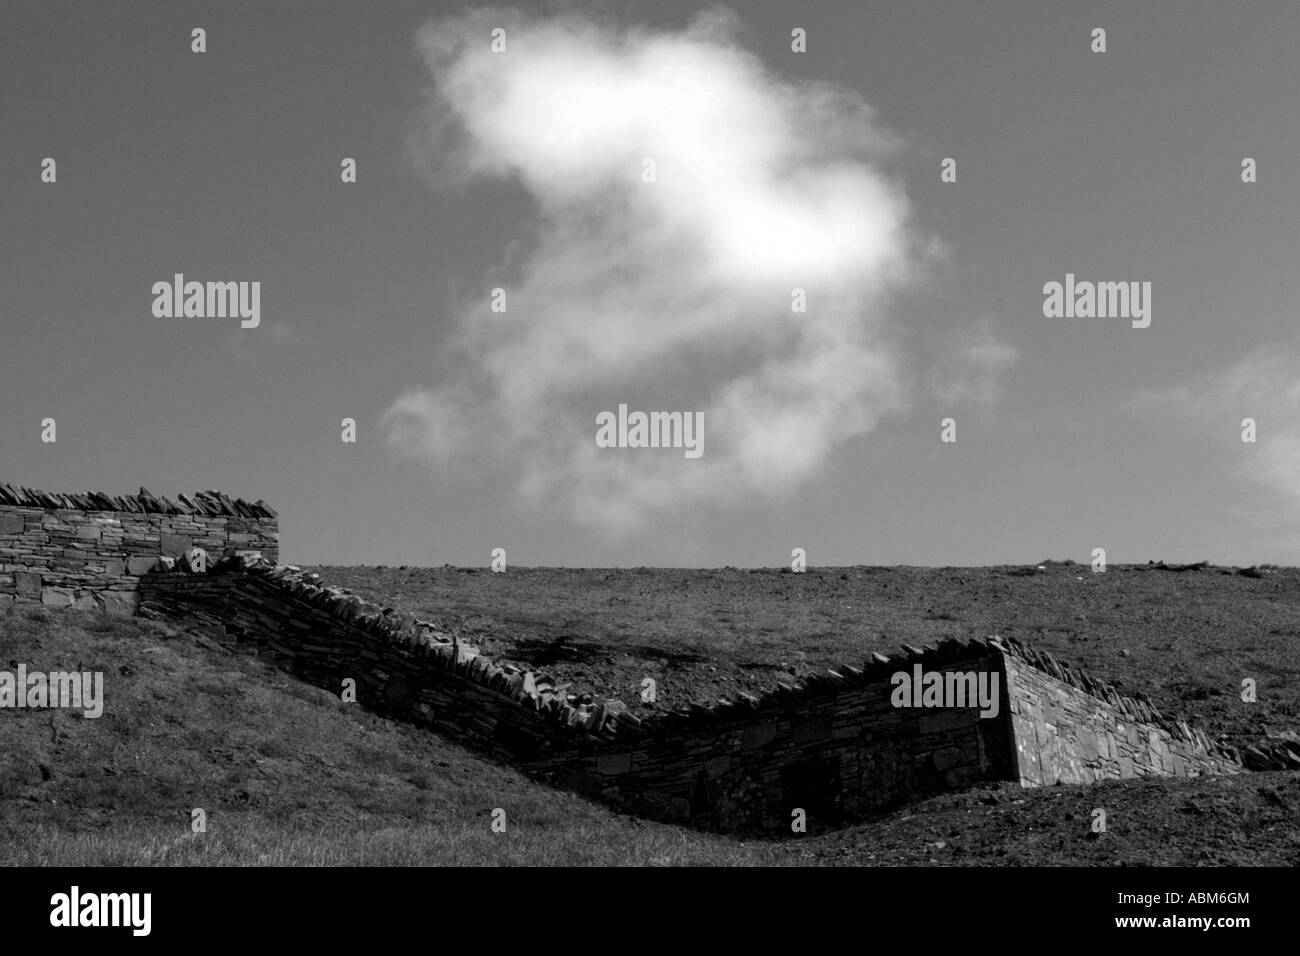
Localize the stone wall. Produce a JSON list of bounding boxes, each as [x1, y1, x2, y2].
[[0, 484, 1261, 830], [136, 557, 1242, 833], [0, 484, 278, 614], [535, 640, 1017, 831], [998, 637, 1241, 784]]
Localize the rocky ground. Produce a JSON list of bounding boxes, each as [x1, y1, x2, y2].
[[3, 563, 1297, 865], [308, 562, 1300, 752]]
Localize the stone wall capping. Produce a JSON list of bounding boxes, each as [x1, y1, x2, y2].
[[687, 703, 719, 721], [934, 638, 965, 657]]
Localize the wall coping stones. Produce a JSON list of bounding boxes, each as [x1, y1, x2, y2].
[[219, 557, 629, 739], [0, 482, 276, 519]]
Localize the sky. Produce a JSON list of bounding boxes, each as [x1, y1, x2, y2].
[[3, 0, 1299, 568]]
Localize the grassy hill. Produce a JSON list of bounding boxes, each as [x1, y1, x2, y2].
[[2, 564, 1298, 866], [306, 564, 1300, 747], [0, 605, 780, 865]]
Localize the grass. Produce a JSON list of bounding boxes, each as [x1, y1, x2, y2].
[[0, 604, 785, 866], [2, 564, 1298, 866], [8, 822, 790, 867], [306, 564, 1300, 745]]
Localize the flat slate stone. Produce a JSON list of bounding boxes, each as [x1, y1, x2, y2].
[[127, 556, 157, 575], [41, 587, 75, 607], [99, 591, 139, 615], [159, 534, 191, 557], [14, 571, 42, 596]]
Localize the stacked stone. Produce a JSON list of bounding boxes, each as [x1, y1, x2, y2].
[[140, 557, 639, 755], [0, 484, 278, 612], [548, 639, 1017, 830], [993, 635, 1239, 764], [3, 485, 1265, 831], [1239, 736, 1300, 771], [997, 642, 1242, 786], [634, 637, 993, 733], [136, 560, 1252, 834], [0, 483, 276, 518], [139, 567, 1023, 832]]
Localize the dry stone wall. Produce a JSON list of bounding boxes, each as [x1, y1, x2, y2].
[[534, 640, 1017, 831], [998, 637, 1242, 783], [136, 556, 1243, 833], [4, 482, 1241, 830], [0, 484, 277, 615]]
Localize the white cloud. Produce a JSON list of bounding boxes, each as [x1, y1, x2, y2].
[[928, 317, 1019, 411], [1132, 345, 1300, 528], [386, 7, 930, 535]]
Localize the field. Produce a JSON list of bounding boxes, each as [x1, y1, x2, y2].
[[307, 563, 1300, 745], [2, 564, 1298, 866]]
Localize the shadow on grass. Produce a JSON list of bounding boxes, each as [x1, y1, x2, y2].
[[507, 635, 709, 667]]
